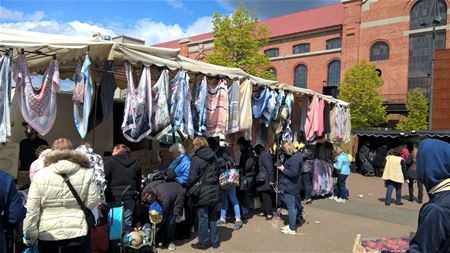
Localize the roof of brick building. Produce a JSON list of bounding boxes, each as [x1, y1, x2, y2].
[[153, 3, 343, 48]]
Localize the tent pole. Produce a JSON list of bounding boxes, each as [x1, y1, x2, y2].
[[92, 81, 100, 150]]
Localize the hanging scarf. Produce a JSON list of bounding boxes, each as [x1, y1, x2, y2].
[[299, 96, 309, 137], [261, 90, 277, 127], [272, 90, 285, 120], [100, 60, 116, 121], [336, 103, 345, 141], [280, 92, 294, 120], [170, 70, 194, 139], [206, 79, 228, 137], [343, 107, 352, 143], [239, 80, 253, 139], [14, 54, 60, 136], [152, 69, 170, 134], [195, 76, 208, 136], [122, 63, 152, 142], [305, 95, 319, 142], [252, 87, 270, 119], [228, 79, 240, 134], [73, 55, 93, 139], [0, 53, 12, 143]]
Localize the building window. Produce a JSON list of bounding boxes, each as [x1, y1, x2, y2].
[[326, 38, 342, 50], [408, 0, 447, 94], [327, 60, 341, 86], [293, 43, 310, 54], [269, 68, 277, 80], [410, 0, 447, 30], [370, 42, 390, 61], [264, 48, 279, 58], [294, 64, 308, 88]]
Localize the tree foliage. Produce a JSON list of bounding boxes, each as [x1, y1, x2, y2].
[[207, 3, 274, 79], [338, 61, 388, 130], [396, 88, 429, 132]]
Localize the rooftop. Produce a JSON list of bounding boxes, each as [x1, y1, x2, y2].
[[153, 3, 343, 48]]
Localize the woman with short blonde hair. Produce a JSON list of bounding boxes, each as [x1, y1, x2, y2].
[[192, 136, 209, 151], [282, 142, 297, 156]]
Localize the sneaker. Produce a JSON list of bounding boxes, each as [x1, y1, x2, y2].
[[280, 225, 290, 231], [168, 242, 176, 251], [329, 196, 337, 200], [335, 198, 346, 203], [216, 219, 226, 226], [305, 199, 312, 205], [281, 227, 296, 235], [234, 220, 242, 230], [191, 243, 209, 250]]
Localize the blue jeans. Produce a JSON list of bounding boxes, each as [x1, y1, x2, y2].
[[197, 206, 219, 247], [123, 200, 135, 231], [385, 180, 402, 205], [164, 214, 177, 244], [220, 187, 241, 219], [281, 193, 297, 231], [336, 174, 348, 199], [302, 172, 313, 200]]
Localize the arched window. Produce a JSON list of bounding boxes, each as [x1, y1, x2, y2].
[[293, 43, 310, 54], [264, 48, 279, 58], [269, 68, 277, 80], [327, 60, 341, 86], [370, 42, 390, 61], [408, 0, 447, 94], [294, 64, 308, 88]]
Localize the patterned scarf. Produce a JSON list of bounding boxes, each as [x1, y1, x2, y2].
[[206, 79, 228, 137], [73, 55, 93, 139], [195, 76, 208, 136], [0, 53, 12, 143], [170, 70, 194, 139], [252, 87, 271, 119], [228, 79, 240, 134], [152, 69, 170, 134]]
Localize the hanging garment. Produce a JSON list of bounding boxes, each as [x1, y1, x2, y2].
[[317, 98, 325, 137], [343, 108, 352, 143], [305, 95, 319, 142], [194, 76, 208, 135], [122, 63, 152, 142], [280, 92, 294, 121], [312, 159, 333, 197], [152, 69, 170, 134], [0, 53, 12, 143], [299, 96, 309, 139], [169, 70, 194, 139], [323, 102, 331, 134], [261, 90, 277, 127], [282, 120, 293, 142], [272, 90, 285, 120], [228, 79, 240, 134], [336, 103, 345, 141], [239, 80, 253, 139], [73, 55, 93, 139], [100, 60, 116, 121], [329, 104, 339, 142], [206, 79, 228, 137], [14, 54, 60, 136], [252, 87, 270, 119]]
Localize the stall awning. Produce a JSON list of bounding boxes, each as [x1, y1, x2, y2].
[[353, 130, 450, 138]]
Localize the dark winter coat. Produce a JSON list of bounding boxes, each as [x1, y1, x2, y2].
[[144, 180, 185, 218], [104, 153, 142, 202], [301, 146, 315, 173], [0, 171, 26, 253], [256, 150, 275, 192], [187, 147, 219, 207], [239, 147, 256, 177], [215, 147, 235, 171], [279, 152, 303, 195], [373, 146, 388, 169]]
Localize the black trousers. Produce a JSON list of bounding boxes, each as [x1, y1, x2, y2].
[[38, 236, 89, 253], [259, 190, 274, 215], [408, 179, 424, 201]]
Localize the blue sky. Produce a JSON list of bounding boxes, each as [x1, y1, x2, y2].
[[1, 0, 338, 45]]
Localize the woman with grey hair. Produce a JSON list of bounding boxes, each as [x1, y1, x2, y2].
[[167, 143, 191, 187]]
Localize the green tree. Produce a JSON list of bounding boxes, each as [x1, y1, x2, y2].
[[396, 88, 429, 131], [338, 61, 388, 129], [207, 3, 274, 79]]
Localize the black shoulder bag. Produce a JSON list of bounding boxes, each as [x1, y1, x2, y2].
[[187, 163, 212, 199], [62, 174, 96, 229]]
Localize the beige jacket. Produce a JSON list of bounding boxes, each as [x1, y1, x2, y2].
[[382, 155, 405, 184], [23, 150, 100, 241]]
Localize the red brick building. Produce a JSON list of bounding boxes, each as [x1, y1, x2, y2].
[[155, 0, 450, 128]]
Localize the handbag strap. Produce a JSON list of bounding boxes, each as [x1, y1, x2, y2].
[[62, 174, 88, 210]]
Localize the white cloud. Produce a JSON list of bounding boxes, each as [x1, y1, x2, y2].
[[0, 6, 44, 22], [0, 6, 212, 45], [166, 0, 184, 9]]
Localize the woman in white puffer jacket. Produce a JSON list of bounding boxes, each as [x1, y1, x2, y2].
[[23, 138, 100, 253]]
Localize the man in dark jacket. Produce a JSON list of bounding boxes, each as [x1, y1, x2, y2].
[[255, 145, 275, 219], [142, 181, 185, 251], [104, 144, 142, 231], [0, 170, 26, 253], [278, 142, 303, 235], [409, 139, 450, 253], [301, 144, 315, 204], [187, 137, 220, 250], [237, 137, 255, 219]]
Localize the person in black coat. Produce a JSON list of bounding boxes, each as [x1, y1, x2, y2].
[[237, 137, 256, 219], [104, 144, 142, 231], [141, 180, 185, 251], [301, 144, 315, 204], [255, 144, 275, 220], [277, 142, 303, 235], [187, 137, 220, 250]]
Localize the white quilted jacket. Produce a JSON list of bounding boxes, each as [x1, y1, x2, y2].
[[23, 150, 100, 241]]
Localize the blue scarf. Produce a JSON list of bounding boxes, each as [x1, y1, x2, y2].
[[252, 87, 271, 119]]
